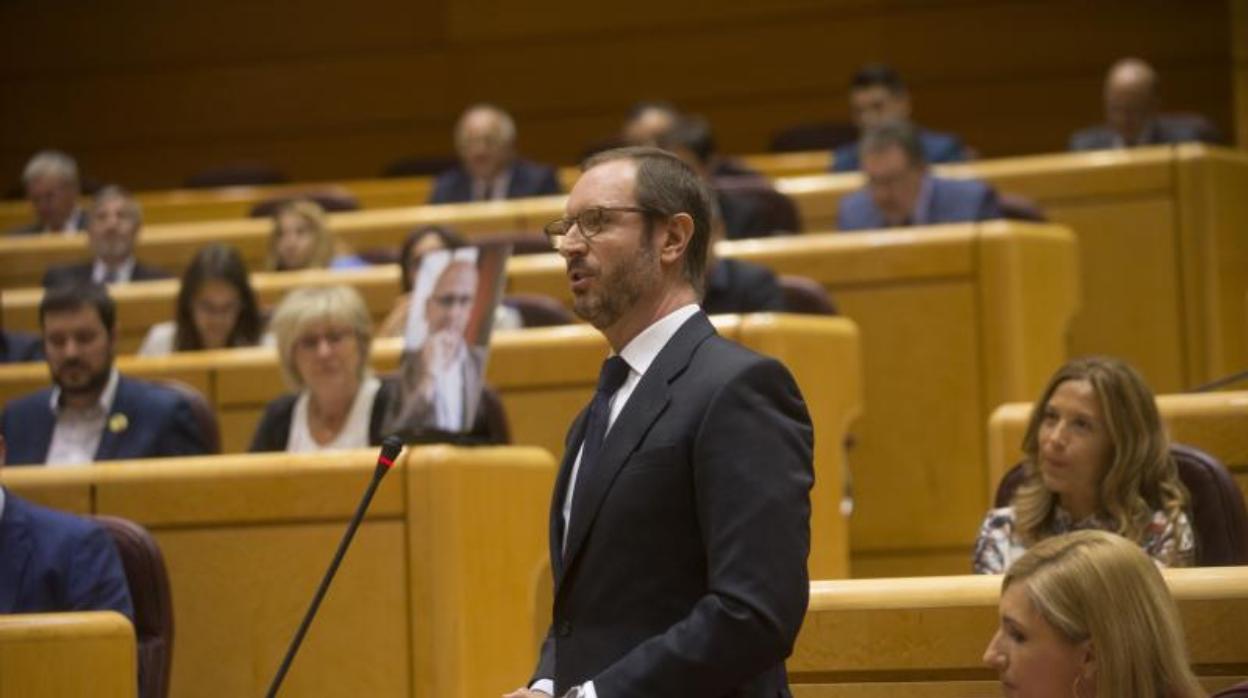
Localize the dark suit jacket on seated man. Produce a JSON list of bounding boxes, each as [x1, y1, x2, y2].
[[40, 185, 170, 288], [1069, 57, 1221, 151], [0, 283, 209, 466], [0, 486, 134, 621], [429, 103, 561, 204], [837, 120, 1001, 231], [507, 146, 813, 698]]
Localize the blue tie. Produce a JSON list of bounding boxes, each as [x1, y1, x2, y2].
[[576, 356, 631, 481]]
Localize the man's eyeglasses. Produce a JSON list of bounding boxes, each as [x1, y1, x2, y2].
[[543, 206, 660, 248]]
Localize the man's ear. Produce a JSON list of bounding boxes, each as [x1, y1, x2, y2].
[[656, 212, 694, 269]]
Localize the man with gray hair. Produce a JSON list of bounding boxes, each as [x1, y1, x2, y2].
[[11, 150, 87, 236], [41, 186, 171, 288], [1069, 57, 1220, 150], [838, 120, 1001, 230], [428, 104, 561, 204]]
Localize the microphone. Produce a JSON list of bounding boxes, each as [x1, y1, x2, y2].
[[264, 436, 404, 698]]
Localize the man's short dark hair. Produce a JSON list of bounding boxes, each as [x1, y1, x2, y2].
[[39, 283, 116, 335], [581, 146, 712, 295], [859, 120, 927, 167], [850, 63, 906, 94], [656, 116, 716, 167]]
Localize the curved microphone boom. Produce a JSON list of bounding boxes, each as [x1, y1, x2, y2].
[[264, 436, 404, 698]]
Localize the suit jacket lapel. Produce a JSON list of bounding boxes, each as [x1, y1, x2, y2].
[[549, 409, 589, 583], [559, 313, 716, 580], [0, 492, 34, 613], [93, 377, 129, 461]]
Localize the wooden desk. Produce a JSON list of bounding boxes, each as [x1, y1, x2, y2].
[[788, 567, 1248, 696], [0, 446, 555, 698], [989, 390, 1248, 505], [0, 612, 137, 698], [0, 314, 860, 579]]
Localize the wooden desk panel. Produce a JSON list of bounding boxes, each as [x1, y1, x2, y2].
[[0, 612, 137, 698], [788, 568, 1248, 694]]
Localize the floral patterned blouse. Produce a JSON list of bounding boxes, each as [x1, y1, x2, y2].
[[972, 505, 1195, 574]]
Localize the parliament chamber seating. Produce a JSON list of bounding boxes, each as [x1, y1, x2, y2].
[[0, 612, 138, 698], [3, 223, 1062, 575], [993, 444, 1248, 566], [786, 568, 1248, 696], [4, 144, 1244, 400], [94, 515, 175, 698]]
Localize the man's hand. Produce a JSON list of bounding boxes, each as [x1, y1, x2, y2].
[[421, 328, 463, 375], [501, 688, 549, 698]]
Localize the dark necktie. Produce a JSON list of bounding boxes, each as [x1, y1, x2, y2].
[[575, 356, 631, 483]]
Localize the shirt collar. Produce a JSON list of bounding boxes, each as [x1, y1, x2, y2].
[[616, 304, 701, 378], [0, 486, 6, 522], [92, 257, 136, 284], [49, 367, 120, 415]]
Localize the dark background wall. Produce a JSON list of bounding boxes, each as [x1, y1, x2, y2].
[[0, 0, 1232, 191]]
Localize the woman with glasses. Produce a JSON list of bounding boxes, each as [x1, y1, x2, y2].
[[249, 285, 396, 452], [983, 529, 1204, 697], [137, 243, 264, 355]]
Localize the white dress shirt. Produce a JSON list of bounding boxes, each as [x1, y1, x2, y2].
[[91, 257, 137, 284], [471, 170, 512, 202], [287, 376, 381, 452], [432, 344, 468, 431], [45, 368, 120, 466]]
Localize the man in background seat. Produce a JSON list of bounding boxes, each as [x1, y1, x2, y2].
[[0, 283, 210, 466], [9, 150, 87, 236], [41, 186, 171, 288], [838, 121, 1000, 231], [831, 64, 968, 172], [1069, 57, 1221, 151], [429, 104, 561, 204]]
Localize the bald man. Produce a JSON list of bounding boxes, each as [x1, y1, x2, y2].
[[1069, 58, 1220, 150], [429, 104, 562, 204]]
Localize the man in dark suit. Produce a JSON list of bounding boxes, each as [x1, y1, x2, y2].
[[838, 121, 1001, 231], [0, 435, 134, 619], [41, 186, 171, 288], [1069, 57, 1221, 151], [428, 104, 561, 204], [506, 147, 813, 698], [0, 283, 210, 466], [831, 64, 968, 172], [8, 150, 88, 236]]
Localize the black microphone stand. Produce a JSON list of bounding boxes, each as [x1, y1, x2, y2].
[[264, 436, 404, 698]]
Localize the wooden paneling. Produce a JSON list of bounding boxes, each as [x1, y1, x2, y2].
[[0, 2, 1230, 191], [0, 613, 137, 698], [1235, 0, 1248, 146]]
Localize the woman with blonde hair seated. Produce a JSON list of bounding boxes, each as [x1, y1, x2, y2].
[[267, 199, 335, 271], [983, 529, 1204, 697], [973, 356, 1193, 573], [249, 285, 395, 452]]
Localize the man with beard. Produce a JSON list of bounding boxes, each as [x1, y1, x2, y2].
[[41, 186, 171, 288], [387, 256, 488, 436], [505, 147, 813, 698], [0, 283, 210, 465]]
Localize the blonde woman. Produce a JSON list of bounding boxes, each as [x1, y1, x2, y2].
[[249, 286, 395, 452], [983, 530, 1204, 697], [973, 356, 1193, 574], [266, 199, 335, 271]]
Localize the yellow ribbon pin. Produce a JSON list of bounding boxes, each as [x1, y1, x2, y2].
[[108, 413, 129, 433]]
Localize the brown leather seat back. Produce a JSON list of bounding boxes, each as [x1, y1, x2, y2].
[[94, 515, 173, 698], [154, 379, 221, 454], [503, 293, 575, 328], [777, 275, 838, 316]]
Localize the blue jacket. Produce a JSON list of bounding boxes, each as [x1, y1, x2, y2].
[[832, 127, 967, 172], [0, 375, 210, 466], [837, 175, 1002, 231], [0, 489, 134, 621], [428, 159, 561, 204]]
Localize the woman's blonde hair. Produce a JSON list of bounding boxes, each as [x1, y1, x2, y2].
[[1013, 356, 1188, 556], [267, 199, 334, 271], [1003, 530, 1204, 698], [269, 285, 372, 389]]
